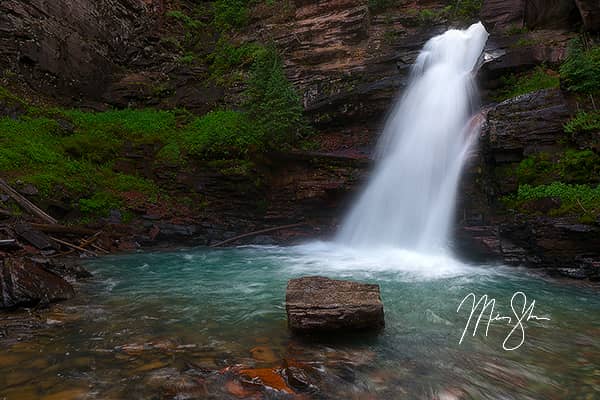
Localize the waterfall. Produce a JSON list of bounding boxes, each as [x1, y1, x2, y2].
[[337, 22, 489, 253]]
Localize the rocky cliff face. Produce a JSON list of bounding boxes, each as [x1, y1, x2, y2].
[[0, 0, 162, 101], [1, 0, 599, 277]]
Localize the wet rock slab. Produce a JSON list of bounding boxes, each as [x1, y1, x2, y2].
[[0, 257, 75, 309], [286, 276, 384, 333]]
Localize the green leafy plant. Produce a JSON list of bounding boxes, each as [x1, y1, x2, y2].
[[450, 0, 482, 20], [209, 39, 265, 83], [515, 153, 554, 184], [166, 10, 205, 47], [213, 0, 250, 31], [79, 192, 122, 216], [558, 149, 600, 183], [183, 110, 258, 158], [515, 150, 600, 185], [505, 25, 528, 36], [560, 39, 600, 94], [564, 111, 600, 134], [494, 67, 560, 102], [513, 182, 600, 219]]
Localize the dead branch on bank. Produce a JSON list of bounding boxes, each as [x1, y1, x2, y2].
[[210, 223, 308, 248]]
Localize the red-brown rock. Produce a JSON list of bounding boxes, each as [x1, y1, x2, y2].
[[286, 276, 384, 332], [0, 258, 75, 308]]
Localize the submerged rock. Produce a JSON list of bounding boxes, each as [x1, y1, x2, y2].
[[0, 258, 75, 309], [285, 276, 384, 333]]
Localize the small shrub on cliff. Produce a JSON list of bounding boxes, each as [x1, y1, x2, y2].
[[564, 111, 600, 134], [209, 39, 265, 83], [515, 153, 555, 185], [560, 39, 600, 94], [244, 46, 308, 147], [79, 192, 122, 217], [450, 0, 483, 20], [558, 149, 600, 184], [494, 67, 559, 102], [516, 150, 600, 185], [166, 10, 205, 48], [213, 0, 250, 31]]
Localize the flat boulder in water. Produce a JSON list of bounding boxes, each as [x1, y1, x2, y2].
[[0, 258, 75, 309], [285, 276, 384, 333]]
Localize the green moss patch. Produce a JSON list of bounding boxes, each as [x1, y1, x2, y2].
[[494, 67, 560, 102]]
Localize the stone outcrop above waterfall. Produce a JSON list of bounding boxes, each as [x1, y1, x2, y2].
[[480, 0, 526, 31], [479, 30, 576, 86], [484, 88, 571, 160], [286, 276, 384, 332], [481, 0, 582, 32]]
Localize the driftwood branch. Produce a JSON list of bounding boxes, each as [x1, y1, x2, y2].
[[576, 199, 589, 215], [0, 179, 57, 224], [50, 236, 98, 256], [52, 232, 102, 257], [210, 223, 307, 248]]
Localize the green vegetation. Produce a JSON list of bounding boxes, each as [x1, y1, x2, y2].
[[209, 39, 265, 83], [564, 111, 600, 134], [213, 0, 250, 31], [494, 67, 560, 102], [513, 37, 536, 48], [560, 39, 600, 95], [512, 182, 600, 221], [515, 150, 600, 185], [371, 0, 481, 20], [450, 0, 483, 20], [0, 109, 167, 217], [165, 10, 205, 48], [184, 110, 257, 158], [244, 46, 308, 146], [507, 150, 600, 221], [189, 47, 308, 156], [368, 0, 398, 13], [515, 153, 554, 185], [0, 48, 307, 215], [505, 25, 529, 36]]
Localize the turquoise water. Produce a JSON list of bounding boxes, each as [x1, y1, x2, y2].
[[1, 244, 599, 399]]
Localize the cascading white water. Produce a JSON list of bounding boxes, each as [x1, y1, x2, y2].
[[337, 22, 489, 253]]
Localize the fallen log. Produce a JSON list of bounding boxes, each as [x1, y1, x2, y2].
[[210, 223, 307, 248], [50, 236, 97, 257], [0, 179, 57, 224], [91, 243, 110, 254], [52, 232, 102, 258]]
